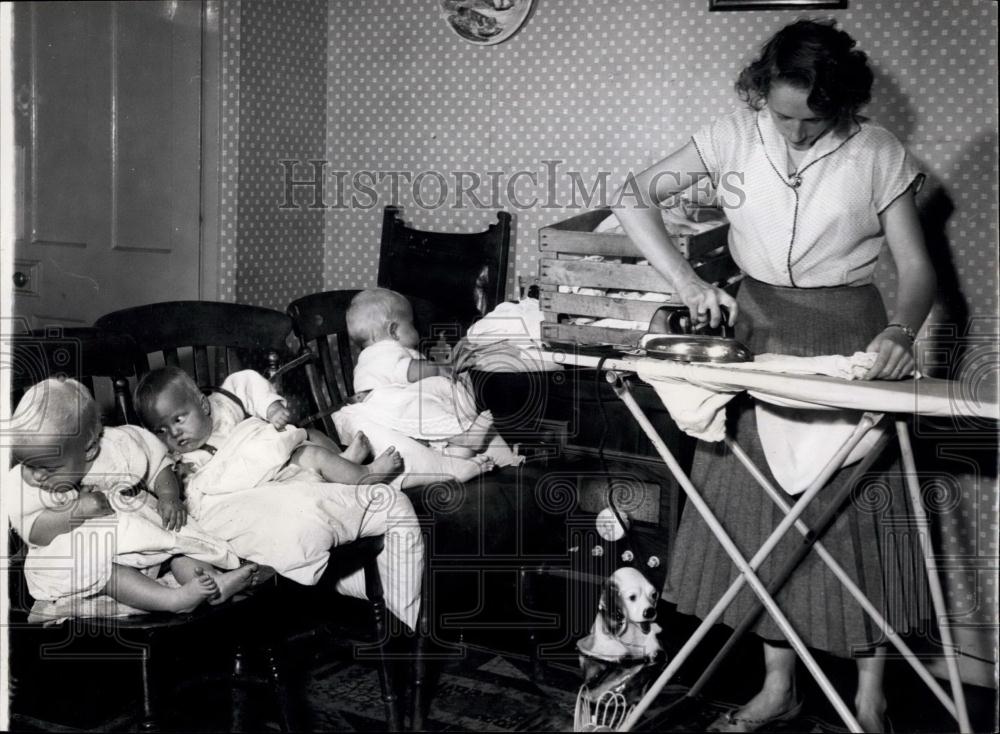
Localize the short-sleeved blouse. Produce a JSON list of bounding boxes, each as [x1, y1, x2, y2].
[[691, 106, 922, 287]]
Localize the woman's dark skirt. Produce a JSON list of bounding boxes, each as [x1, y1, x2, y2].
[[666, 277, 930, 658]]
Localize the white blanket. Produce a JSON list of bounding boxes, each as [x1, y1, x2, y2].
[[464, 298, 563, 372], [23, 494, 240, 606], [183, 418, 424, 630], [636, 352, 890, 495]]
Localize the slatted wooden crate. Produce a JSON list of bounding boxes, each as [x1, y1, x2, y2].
[[538, 208, 735, 346]]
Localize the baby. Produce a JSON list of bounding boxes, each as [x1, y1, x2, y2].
[[6, 378, 257, 616], [133, 366, 402, 499], [346, 288, 496, 457]]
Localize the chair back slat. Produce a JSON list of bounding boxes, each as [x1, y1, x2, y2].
[[94, 300, 297, 422], [192, 346, 212, 387], [286, 290, 363, 440], [7, 327, 142, 427], [336, 335, 356, 398], [377, 205, 511, 343]]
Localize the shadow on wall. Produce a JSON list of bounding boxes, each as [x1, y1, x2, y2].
[[916, 129, 998, 386], [868, 64, 917, 145]]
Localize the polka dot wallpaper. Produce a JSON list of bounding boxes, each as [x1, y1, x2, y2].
[[218, 0, 997, 661], [320, 0, 998, 646], [224, 0, 328, 310]]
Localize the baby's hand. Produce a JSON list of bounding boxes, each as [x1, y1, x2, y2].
[[266, 400, 291, 430], [173, 460, 198, 484], [158, 496, 188, 531]]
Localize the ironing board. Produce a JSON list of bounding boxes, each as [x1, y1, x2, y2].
[[538, 348, 997, 734]]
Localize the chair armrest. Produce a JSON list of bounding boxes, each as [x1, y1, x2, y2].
[[268, 350, 316, 384]]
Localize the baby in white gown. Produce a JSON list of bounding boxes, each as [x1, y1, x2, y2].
[[347, 288, 497, 458]]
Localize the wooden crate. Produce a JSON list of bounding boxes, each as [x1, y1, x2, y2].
[[538, 208, 735, 345]]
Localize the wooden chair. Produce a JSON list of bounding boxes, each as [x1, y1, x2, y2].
[[378, 205, 512, 344], [285, 289, 362, 438], [286, 290, 431, 728], [5, 326, 299, 731], [94, 301, 406, 730]]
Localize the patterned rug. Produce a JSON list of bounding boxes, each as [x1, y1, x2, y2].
[[298, 642, 847, 732]]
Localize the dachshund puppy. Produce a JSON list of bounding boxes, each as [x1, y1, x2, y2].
[[577, 567, 664, 687]]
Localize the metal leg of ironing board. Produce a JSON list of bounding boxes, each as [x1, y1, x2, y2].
[[613, 377, 867, 734], [895, 420, 972, 733], [685, 430, 891, 697], [686, 432, 960, 721]]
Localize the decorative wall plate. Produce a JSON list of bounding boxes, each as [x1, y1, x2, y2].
[[440, 0, 536, 46]]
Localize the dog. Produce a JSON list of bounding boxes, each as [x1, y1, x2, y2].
[[577, 567, 664, 689]]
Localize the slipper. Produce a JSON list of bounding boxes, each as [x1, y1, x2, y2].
[[706, 699, 804, 733]]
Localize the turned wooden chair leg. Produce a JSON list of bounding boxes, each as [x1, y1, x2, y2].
[[411, 592, 429, 731], [263, 644, 295, 732], [138, 645, 158, 732], [230, 645, 251, 733], [521, 566, 547, 683], [370, 593, 402, 731]]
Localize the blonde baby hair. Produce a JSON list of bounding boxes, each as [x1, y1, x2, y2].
[[346, 288, 413, 347], [10, 377, 101, 448]]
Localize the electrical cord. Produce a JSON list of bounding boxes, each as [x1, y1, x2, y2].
[[593, 356, 644, 567]]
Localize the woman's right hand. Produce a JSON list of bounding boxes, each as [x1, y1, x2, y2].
[[676, 277, 739, 328]]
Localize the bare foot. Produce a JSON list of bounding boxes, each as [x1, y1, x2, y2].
[[174, 568, 220, 613], [208, 563, 259, 605], [466, 410, 494, 433], [340, 431, 371, 464], [448, 453, 495, 483], [361, 446, 404, 483]]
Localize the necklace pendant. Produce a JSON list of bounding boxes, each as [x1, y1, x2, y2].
[[789, 173, 803, 188]]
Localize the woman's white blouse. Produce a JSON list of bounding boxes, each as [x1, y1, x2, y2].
[[692, 107, 922, 288]]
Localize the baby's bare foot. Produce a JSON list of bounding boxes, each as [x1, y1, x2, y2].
[[341, 431, 371, 464], [467, 410, 494, 433], [209, 563, 258, 605], [175, 568, 220, 613], [363, 446, 403, 483]]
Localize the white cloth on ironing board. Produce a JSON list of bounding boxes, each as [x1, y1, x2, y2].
[[636, 351, 889, 494], [464, 298, 562, 372]]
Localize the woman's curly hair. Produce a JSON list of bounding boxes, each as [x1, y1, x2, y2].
[[736, 19, 873, 128]]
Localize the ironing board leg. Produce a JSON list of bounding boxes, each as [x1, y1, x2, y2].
[[895, 420, 972, 733], [613, 379, 869, 733], [687, 432, 960, 721], [686, 431, 891, 699]]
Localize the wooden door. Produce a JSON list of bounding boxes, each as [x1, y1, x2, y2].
[[11, 1, 212, 330]]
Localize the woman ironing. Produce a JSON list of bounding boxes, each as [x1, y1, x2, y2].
[[614, 19, 935, 733]]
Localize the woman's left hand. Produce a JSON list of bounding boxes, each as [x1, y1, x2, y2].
[[862, 327, 915, 380]]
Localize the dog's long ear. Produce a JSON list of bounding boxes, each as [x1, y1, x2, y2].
[[598, 577, 627, 637]]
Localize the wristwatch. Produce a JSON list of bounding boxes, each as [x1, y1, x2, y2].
[[885, 322, 917, 343]]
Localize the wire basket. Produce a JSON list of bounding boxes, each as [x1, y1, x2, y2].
[[574, 684, 634, 732]]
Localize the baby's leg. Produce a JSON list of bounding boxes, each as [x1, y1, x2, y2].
[[293, 444, 402, 485], [305, 427, 371, 463], [340, 431, 371, 464], [104, 563, 217, 614], [169, 557, 259, 605], [445, 410, 496, 454]]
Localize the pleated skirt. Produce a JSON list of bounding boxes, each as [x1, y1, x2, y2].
[[666, 277, 930, 657]]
